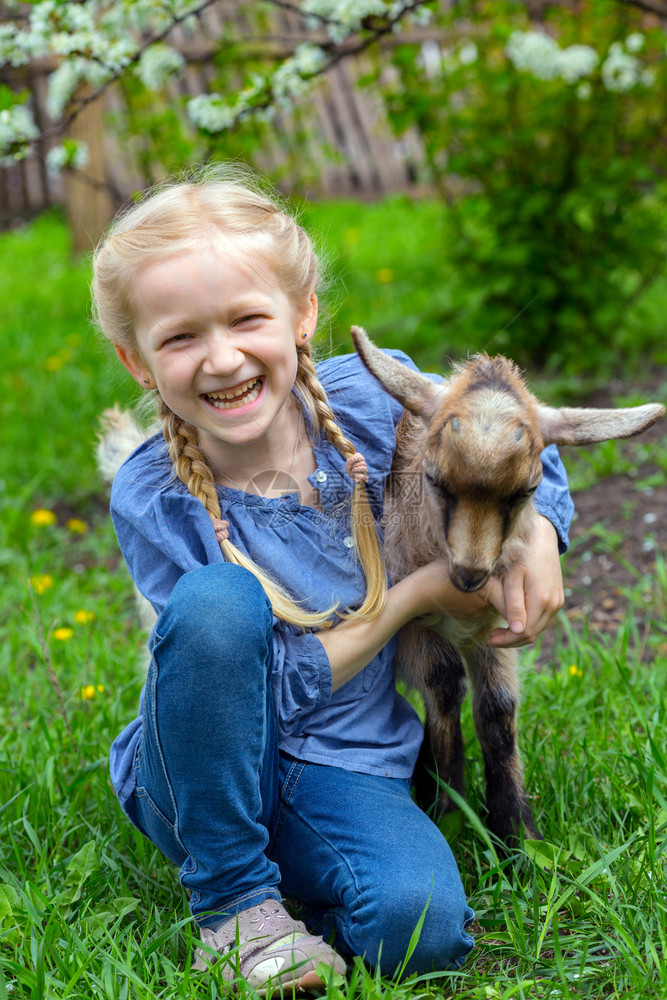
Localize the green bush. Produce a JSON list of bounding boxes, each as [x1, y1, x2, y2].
[[377, 0, 667, 372]]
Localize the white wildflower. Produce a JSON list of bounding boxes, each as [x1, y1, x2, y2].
[[458, 41, 478, 65], [577, 81, 592, 100], [137, 44, 185, 90], [641, 68, 655, 87], [625, 32, 644, 53]]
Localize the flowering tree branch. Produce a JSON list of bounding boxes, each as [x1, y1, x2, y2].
[[0, 0, 432, 167]]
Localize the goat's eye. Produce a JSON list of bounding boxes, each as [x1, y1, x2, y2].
[[510, 485, 538, 504]]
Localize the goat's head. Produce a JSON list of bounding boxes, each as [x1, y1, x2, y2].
[[352, 326, 665, 592]]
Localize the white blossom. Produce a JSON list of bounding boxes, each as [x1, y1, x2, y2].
[[577, 81, 592, 100], [46, 58, 112, 119], [0, 104, 38, 161], [302, 0, 387, 44], [506, 30, 562, 80], [556, 44, 599, 83], [137, 44, 185, 90], [187, 94, 238, 132], [625, 32, 644, 53], [506, 30, 598, 84], [408, 5, 433, 28], [419, 39, 443, 77], [45, 140, 89, 174], [458, 41, 478, 66], [0, 24, 31, 66], [602, 42, 641, 92], [268, 44, 327, 110]]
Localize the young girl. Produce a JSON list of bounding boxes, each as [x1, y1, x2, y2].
[[93, 165, 572, 994]]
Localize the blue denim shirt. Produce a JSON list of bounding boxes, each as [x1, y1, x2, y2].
[[109, 351, 574, 810]]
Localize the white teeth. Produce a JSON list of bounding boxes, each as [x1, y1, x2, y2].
[[205, 378, 260, 408], [206, 378, 261, 410]]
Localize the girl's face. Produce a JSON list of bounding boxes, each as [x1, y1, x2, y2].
[[115, 241, 317, 470]]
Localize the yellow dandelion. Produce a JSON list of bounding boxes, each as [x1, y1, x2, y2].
[[80, 684, 96, 700], [66, 518, 88, 534], [375, 268, 394, 284], [74, 609, 96, 625], [45, 355, 64, 372], [30, 574, 53, 594], [568, 664, 583, 678], [53, 627, 74, 641], [31, 508, 57, 527], [96, 684, 105, 693], [345, 228, 361, 245]]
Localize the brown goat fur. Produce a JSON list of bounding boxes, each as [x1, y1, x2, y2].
[[352, 325, 665, 844]]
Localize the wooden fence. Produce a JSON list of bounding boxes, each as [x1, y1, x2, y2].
[[0, 1, 431, 248]]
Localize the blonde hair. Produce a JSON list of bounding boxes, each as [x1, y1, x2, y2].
[[92, 164, 386, 628]]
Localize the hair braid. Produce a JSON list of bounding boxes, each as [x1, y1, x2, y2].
[[296, 348, 387, 620], [157, 395, 337, 629], [157, 397, 222, 520]]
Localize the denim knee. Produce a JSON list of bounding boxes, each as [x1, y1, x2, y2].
[[157, 563, 273, 667], [353, 870, 474, 976]]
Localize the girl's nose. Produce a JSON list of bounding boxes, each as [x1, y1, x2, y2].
[[201, 330, 244, 375]]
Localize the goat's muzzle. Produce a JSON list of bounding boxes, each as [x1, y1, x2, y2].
[[450, 564, 492, 592]]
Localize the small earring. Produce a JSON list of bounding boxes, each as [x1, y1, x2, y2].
[[143, 378, 150, 384], [301, 332, 308, 340]]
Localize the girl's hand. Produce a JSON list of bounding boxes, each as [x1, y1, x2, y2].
[[487, 515, 564, 648], [405, 560, 502, 621]]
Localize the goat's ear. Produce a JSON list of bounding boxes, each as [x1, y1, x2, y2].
[[537, 403, 665, 446], [351, 326, 442, 420]]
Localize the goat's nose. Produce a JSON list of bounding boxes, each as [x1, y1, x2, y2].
[[450, 564, 491, 592]]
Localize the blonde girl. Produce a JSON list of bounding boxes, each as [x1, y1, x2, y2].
[[93, 165, 571, 994]]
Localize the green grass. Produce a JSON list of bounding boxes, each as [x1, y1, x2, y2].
[[1, 209, 666, 999]]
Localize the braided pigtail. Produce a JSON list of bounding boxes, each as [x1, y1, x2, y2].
[[157, 396, 337, 629], [296, 346, 387, 620]]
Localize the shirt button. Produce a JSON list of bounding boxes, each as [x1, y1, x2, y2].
[[315, 470, 327, 483], [343, 535, 354, 548]]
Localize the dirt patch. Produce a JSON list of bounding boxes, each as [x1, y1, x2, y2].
[[539, 377, 667, 662]]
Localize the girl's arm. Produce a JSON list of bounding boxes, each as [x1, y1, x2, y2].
[[319, 508, 566, 690], [318, 563, 502, 692]]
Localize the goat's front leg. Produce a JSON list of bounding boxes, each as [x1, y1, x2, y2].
[[466, 644, 541, 844], [399, 630, 468, 816]]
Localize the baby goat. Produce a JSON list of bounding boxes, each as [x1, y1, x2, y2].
[[352, 325, 664, 844]]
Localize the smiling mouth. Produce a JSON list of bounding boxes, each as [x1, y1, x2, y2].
[[203, 377, 263, 410]]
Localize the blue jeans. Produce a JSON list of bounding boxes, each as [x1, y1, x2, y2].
[[130, 563, 474, 975]]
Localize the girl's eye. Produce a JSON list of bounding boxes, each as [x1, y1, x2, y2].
[[165, 333, 193, 345], [235, 313, 266, 327]]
